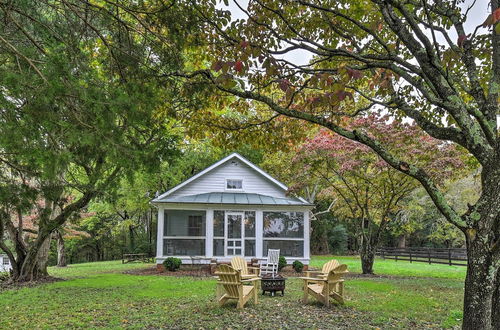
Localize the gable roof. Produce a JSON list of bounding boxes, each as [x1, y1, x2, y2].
[[152, 152, 307, 203]]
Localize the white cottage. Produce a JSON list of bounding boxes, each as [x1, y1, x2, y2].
[[152, 153, 314, 266], [0, 254, 12, 273]]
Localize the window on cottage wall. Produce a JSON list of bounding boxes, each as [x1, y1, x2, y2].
[[213, 210, 225, 237], [162, 210, 206, 256], [226, 179, 243, 190], [188, 215, 203, 236], [213, 239, 224, 256], [3, 257, 9, 265], [244, 211, 255, 237], [163, 239, 205, 256], [244, 211, 256, 257], [263, 240, 304, 257], [213, 210, 225, 256], [245, 240, 255, 256], [163, 210, 206, 237], [263, 212, 304, 238]]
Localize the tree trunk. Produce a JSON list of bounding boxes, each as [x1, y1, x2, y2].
[[461, 162, 500, 329], [129, 224, 135, 252], [462, 236, 498, 329], [36, 235, 51, 276], [56, 230, 67, 267], [492, 270, 500, 329], [360, 240, 375, 274], [397, 235, 406, 248], [16, 229, 52, 282]]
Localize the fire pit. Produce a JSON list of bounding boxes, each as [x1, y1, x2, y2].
[[260, 274, 287, 296]]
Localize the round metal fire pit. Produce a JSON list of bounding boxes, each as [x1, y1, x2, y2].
[[260, 274, 287, 296]]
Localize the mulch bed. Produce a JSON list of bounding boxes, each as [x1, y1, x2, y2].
[[124, 265, 429, 281], [123, 266, 332, 278], [0, 275, 63, 291], [123, 266, 213, 277]]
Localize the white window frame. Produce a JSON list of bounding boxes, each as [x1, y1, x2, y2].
[[162, 209, 207, 257], [225, 178, 244, 191], [262, 210, 305, 258]]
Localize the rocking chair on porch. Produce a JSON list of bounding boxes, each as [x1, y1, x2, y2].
[[260, 249, 280, 277]]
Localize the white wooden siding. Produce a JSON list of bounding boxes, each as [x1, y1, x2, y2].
[[168, 159, 287, 198]]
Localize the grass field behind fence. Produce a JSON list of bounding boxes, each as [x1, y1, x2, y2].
[[0, 256, 466, 329]]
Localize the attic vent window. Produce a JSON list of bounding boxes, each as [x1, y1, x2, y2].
[[226, 179, 243, 190], [231, 160, 238, 166]]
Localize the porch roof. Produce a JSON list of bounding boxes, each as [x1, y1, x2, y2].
[[153, 192, 313, 206]]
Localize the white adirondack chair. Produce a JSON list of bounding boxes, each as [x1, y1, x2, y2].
[[260, 249, 280, 277]]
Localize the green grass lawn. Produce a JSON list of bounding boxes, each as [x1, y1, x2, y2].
[[310, 255, 466, 280], [0, 257, 465, 329]]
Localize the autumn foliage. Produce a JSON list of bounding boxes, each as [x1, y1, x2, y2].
[[290, 115, 465, 274]]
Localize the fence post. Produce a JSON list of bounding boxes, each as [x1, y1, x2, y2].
[[448, 249, 452, 266], [382, 249, 385, 260], [409, 250, 412, 263], [428, 248, 431, 264]]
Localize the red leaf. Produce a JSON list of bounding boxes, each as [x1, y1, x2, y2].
[[482, 8, 500, 27], [234, 61, 243, 73], [335, 90, 353, 101], [211, 61, 224, 72], [457, 34, 468, 48], [494, 8, 500, 23], [346, 68, 362, 80], [240, 40, 249, 49], [279, 79, 290, 92]]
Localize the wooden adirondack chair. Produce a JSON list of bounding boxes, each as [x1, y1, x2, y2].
[[305, 259, 340, 278], [230, 256, 260, 279], [300, 264, 348, 307], [215, 264, 259, 309], [260, 249, 280, 277]]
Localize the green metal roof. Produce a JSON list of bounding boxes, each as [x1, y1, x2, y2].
[[154, 192, 313, 206]]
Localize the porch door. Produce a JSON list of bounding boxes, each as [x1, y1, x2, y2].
[[225, 212, 244, 256]]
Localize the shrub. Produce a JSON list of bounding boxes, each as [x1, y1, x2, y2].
[[163, 257, 182, 271], [292, 260, 304, 273], [278, 256, 287, 271], [329, 224, 348, 254], [0, 272, 9, 282]]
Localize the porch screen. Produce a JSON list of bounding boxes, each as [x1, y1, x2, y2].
[[263, 212, 304, 238], [163, 239, 205, 256], [263, 211, 304, 257], [163, 210, 206, 256], [263, 240, 304, 257], [164, 210, 206, 236], [244, 211, 256, 256], [213, 211, 225, 256]]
